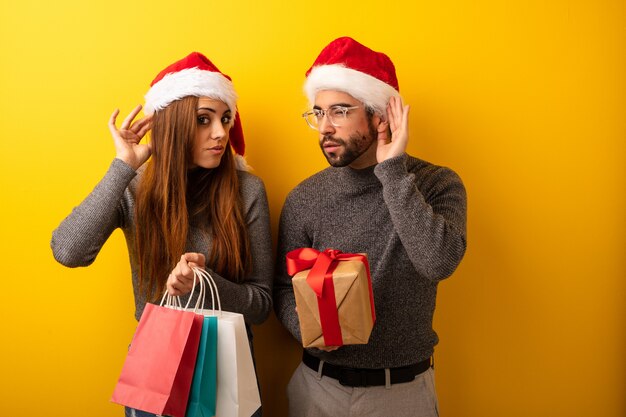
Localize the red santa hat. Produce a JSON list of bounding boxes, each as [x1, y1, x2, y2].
[[144, 52, 248, 169], [304, 37, 401, 117]]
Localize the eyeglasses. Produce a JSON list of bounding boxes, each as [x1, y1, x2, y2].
[[302, 105, 361, 130]]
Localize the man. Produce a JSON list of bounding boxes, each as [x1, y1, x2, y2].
[[274, 37, 467, 417]]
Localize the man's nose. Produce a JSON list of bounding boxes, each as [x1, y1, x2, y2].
[[318, 113, 335, 135]]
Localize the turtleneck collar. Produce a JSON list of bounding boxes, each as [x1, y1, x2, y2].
[[334, 163, 380, 188]]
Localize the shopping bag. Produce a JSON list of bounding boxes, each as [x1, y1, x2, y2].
[[111, 302, 203, 417], [186, 315, 218, 417], [193, 267, 262, 417]]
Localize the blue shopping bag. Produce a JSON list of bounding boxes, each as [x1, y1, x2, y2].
[[191, 267, 261, 417], [186, 315, 218, 417]]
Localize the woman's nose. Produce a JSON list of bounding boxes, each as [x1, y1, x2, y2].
[[211, 123, 226, 140]]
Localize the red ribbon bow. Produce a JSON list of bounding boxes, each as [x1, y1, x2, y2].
[[286, 248, 376, 347]]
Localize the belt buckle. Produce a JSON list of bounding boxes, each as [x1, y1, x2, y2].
[[338, 368, 368, 387]]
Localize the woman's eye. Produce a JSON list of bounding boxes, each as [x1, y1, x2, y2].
[[221, 116, 232, 125], [197, 116, 210, 125]]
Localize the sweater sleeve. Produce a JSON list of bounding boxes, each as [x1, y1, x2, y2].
[[374, 153, 467, 282], [51, 158, 136, 267], [208, 175, 274, 325], [272, 191, 309, 343]]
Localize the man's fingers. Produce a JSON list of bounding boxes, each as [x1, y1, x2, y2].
[[388, 104, 397, 133], [388, 97, 401, 132], [402, 105, 410, 128]]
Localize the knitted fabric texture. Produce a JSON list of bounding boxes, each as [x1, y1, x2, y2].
[[274, 154, 467, 368], [52, 159, 273, 326]]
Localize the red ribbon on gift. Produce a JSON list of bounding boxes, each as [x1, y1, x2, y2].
[[286, 248, 376, 347]]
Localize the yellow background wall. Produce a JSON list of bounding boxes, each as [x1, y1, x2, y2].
[[1, 1, 623, 416]]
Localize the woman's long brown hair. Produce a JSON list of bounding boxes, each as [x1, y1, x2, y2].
[[135, 96, 251, 302]]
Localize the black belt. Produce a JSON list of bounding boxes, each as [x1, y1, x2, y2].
[[302, 350, 432, 387]]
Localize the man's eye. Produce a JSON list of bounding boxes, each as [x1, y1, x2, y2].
[[197, 116, 210, 125], [313, 110, 324, 119], [330, 107, 347, 117]]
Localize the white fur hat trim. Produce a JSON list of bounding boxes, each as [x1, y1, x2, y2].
[[304, 64, 400, 117], [144, 67, 237, 119]]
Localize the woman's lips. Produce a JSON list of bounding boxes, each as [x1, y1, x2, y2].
[[206, 146, 224, 154]]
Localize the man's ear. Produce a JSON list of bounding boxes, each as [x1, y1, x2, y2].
[[377, 117, 390, 135], [372, 113, 388, 133]]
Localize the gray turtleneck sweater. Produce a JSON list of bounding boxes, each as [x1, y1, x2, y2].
[[51, 158, 273, 327], [274, 153, 467, 368]]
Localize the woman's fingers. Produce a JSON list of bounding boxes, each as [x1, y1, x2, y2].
[[167, 273, 191, 296], [109, 108, 120, 125], [130, 113, 152, 131], [131, 115, 153, 138], [167, 274, 179, 296], [120, 104, 143, 130], [108, 109, 120, 135], [178, 255, 193, 278], [183, 252, 206, 268], [166, 253, 209, 297]]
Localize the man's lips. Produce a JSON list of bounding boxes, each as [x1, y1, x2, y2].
[[322, 140, 342, 152]]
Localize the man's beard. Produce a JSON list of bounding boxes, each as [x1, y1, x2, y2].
[[320, 121, 378, 167]]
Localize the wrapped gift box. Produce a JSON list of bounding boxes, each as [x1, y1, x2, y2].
[[287, 249, 375, 348]]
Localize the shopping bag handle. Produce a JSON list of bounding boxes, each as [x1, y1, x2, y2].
[[191, 267, 214, 312], [192, 267, 223, 315], [156, 267, 221, 314]]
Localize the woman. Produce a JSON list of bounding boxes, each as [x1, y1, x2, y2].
[[51, 52, 272, 417]]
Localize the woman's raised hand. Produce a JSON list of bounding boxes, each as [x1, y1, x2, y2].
[[109, 105, 153, 170]]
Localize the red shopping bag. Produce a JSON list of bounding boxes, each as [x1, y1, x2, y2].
[[111, 303, 203, 417]]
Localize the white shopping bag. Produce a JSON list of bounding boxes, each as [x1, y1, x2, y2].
[[193, 268, 262, 417]]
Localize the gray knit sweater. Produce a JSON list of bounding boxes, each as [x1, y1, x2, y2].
[[274, 153, 466, 369], [51, 158, 273, 326]]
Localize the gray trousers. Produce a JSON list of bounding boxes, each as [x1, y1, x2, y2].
[[287, 362, 439, 417]]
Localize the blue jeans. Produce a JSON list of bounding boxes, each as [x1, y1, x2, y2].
[[124, 408, 156, 417], [124, 406, 263, 417]]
